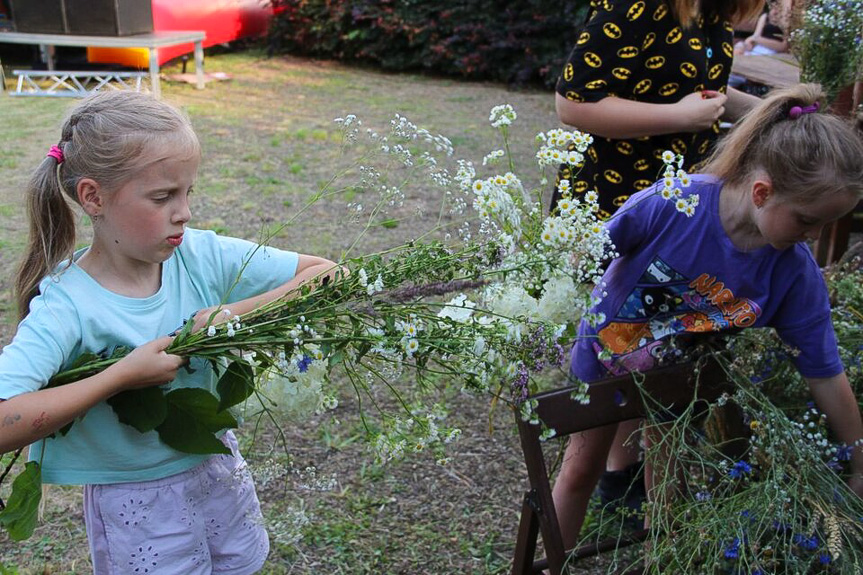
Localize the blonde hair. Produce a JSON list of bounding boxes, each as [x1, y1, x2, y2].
[[670, 0, 765, 28], [702, 83, 863, 204], [15, 91, 200, 321]]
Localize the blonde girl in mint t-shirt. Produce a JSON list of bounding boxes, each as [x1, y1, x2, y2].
[[0, 91, 338, 574]]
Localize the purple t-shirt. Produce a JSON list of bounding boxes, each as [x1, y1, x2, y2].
[[570, 174, 842, 382]]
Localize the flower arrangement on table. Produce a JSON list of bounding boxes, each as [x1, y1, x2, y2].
[[789, 0, 863, 106], [581, 261, 863, 574]]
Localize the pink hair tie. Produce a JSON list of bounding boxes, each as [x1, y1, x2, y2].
[[46, 145, 64, 164], [788, 101, 820, 119]]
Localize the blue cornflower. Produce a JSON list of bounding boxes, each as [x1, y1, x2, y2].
[[296, 354, 313, 373], [724, 537, 740, 559], [836, 444, 853, 461], [793, 533, 819, 551], [729, 460, 752, 479], [819, 552, 832, 564]]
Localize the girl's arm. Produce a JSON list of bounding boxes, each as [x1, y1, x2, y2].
[[722, 86, 762, 122], [555, 91, 726, 139], [744, 14, 789, 53], [742, 13, 769, 51], [191, 254, 341, 330], [806, 371, 863, 497], [0, 336, 184, 453]]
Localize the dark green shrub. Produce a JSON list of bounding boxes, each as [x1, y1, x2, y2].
[[269, 0, 590, 87]]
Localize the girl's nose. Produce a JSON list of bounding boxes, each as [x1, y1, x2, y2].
[[173, 198, 192, 223]]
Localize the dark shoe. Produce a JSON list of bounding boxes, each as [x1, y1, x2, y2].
[[596, 462, 645, 529]]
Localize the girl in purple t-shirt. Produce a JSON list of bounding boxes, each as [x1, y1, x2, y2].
[[552, 83, 863, 550]]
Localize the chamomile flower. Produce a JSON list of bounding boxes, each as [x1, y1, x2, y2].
[[403, 338, 420, 357], [489, 104, 517, 127]]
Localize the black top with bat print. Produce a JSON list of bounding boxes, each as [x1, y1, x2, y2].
[[553, 0, 733, 218]]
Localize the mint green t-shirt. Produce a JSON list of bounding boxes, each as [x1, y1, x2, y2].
[[0, 228, 298, 485]]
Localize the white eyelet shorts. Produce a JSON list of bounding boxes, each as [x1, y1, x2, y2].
[[83, 430, 269, 575]]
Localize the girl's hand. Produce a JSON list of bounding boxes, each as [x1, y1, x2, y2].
[[107, 336, 186, 390], [190, 306, 232, 333], [675, 91, 727, 132]]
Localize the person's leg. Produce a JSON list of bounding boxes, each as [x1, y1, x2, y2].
[[83, 468, 213, 575], [605, 419, 641, 472], [641, 421, 682, 531], [596, 419, 645, 528], [552, 423, 619, 549], [205, 430, 270, 575]]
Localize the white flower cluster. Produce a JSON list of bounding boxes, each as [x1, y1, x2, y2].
[[801, 0, 862, 31], [389, 113, 454, 156], [357, 268, 385, 295], [250, 342, 336, 420], [436, 294, 476, 323], [658, 151, 698, 217], [334, 113, 362, 143], [482, 149, 505, 166], [471, 172, 523, 234], [535, 128, 593, 168], [489, 104, 517, 128], [396, 316, 423, 358], [371, 405, 461, 464], [206, 309, 242, 338], [268, 505, 310, 547]]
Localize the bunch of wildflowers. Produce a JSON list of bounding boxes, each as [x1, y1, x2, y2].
[[790, 0, 863, 105], [636, 370, 863, 574], [575, 262, 863, 573], [0, 106, 577, 539]]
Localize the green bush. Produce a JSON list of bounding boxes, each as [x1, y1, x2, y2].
[[268, 0, 589, 87]]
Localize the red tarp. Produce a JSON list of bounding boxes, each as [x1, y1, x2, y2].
[[88, 0, 272, 67]]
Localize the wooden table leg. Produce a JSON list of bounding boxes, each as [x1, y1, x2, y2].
[[194, 41, 205, 90], [148, 46, 160, 99]]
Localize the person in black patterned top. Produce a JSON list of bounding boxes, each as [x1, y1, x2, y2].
[[552, 0, 764, 218]]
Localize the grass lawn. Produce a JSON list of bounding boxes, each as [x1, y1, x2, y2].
[[0, 49, 618, 574]]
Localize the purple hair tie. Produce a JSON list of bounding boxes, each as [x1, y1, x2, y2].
[[788, 101, 820, 119], [47, 145, 64, 164]]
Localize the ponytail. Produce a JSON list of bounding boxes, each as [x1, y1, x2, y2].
[[15, 152, 77, 321], [13, 91, 200, 322], [702, 83, 863, 203]]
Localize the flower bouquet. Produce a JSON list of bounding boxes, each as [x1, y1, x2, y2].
[[790, 0, 863, 106], [1, 105, 623, 540], [580, 262, 863, 574]]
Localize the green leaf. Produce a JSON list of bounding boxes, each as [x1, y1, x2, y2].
[[0, 462, 42, 541], [328, 349, 345, 368], [107, 387, 168, 433], [155, 388, 236, 454], [169, 311, 198, 347], [216, 360, 255, 412], [64, 351, 103, 370]]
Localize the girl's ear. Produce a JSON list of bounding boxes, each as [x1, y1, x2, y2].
[[751, 178, 774, 209], [77, 178, 103, 218]]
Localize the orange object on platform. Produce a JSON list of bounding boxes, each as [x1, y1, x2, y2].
[[87, 0, 272, 68]]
